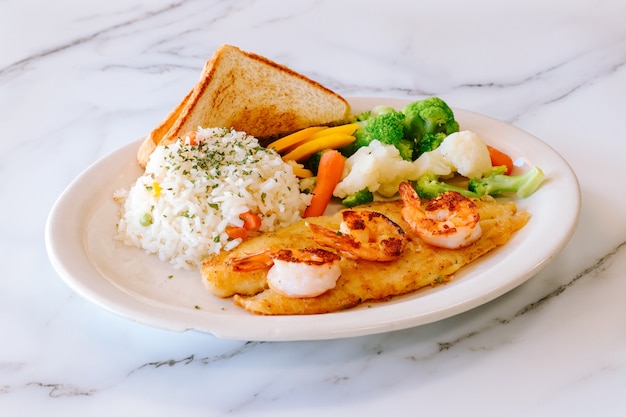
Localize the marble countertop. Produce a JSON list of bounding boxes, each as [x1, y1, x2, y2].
[[3, 0, 626, 415]]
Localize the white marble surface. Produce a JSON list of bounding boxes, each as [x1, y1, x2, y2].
[[2, 0, 626, 415]]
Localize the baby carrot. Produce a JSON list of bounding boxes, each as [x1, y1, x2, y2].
[[304, 150, 345, 218]]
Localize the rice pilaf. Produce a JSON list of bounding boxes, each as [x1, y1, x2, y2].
[[115, 127, 312, 269]]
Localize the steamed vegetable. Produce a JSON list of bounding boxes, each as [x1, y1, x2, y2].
[[304, 150, 345, 217], [437, 130, 493, 178], [413, 172, 478, 200], [487, 145, 514, 175], [415, 132, 447, 157], [402, 97, 460, 157], [344, 106, 413, 160], [333, 140, 418, 199], [267, 96, 544, 213], [340, 98, 463, 162], [268, 124, 358, 163], [468, 166, 546, 198], [341, 187, 374, 207], [282, 133, 355, 162], [267, 126, 328, 153]]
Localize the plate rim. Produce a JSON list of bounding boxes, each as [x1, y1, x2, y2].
[[45, 96, 582, 341]]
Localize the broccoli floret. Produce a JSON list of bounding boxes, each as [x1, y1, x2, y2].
[[414, 172, 478, 200], [342, 98, 459, 161], [415, 132, 447, 157], [468, 166, 546, 198], [396, 138, 415, 161], [355, 109, 405, 147], [342, 107, 406, 157], [367, 111, 406, 146], [354, 110, 372, 121], [342, 187, 374, 207], [402, 97, 460, 143]]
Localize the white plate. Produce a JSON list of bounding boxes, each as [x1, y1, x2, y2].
[[45, 97, 581, 341]]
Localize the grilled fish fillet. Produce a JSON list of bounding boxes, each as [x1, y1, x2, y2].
[[201, 197, 529, 315]]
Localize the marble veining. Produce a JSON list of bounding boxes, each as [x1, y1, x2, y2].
[[3, 0, 626, 415]]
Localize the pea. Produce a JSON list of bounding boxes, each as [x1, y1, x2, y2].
[[139, 213, 153, 226]]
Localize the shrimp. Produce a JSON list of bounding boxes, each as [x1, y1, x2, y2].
[[398, 182, 482, 249], [228, 248, 342, 298], [307, 210, 407, 261]]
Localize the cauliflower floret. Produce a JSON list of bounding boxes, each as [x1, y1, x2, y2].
[[333, 141, 417, 198], [438, 130, 492, 178], [412, 147, 455, 179]]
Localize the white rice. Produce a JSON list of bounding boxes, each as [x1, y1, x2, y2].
[[115, 127, 312, 269]]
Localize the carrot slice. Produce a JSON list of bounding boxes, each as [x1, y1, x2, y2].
[[304, 150, 345, 218], [239, 211, 262, 231], [225, 225, 247, 240], [487, 145, 514, 175], [225, 212, 262, 241]]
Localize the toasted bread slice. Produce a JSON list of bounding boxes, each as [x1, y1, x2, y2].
[[137, 44, 351, 167]]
